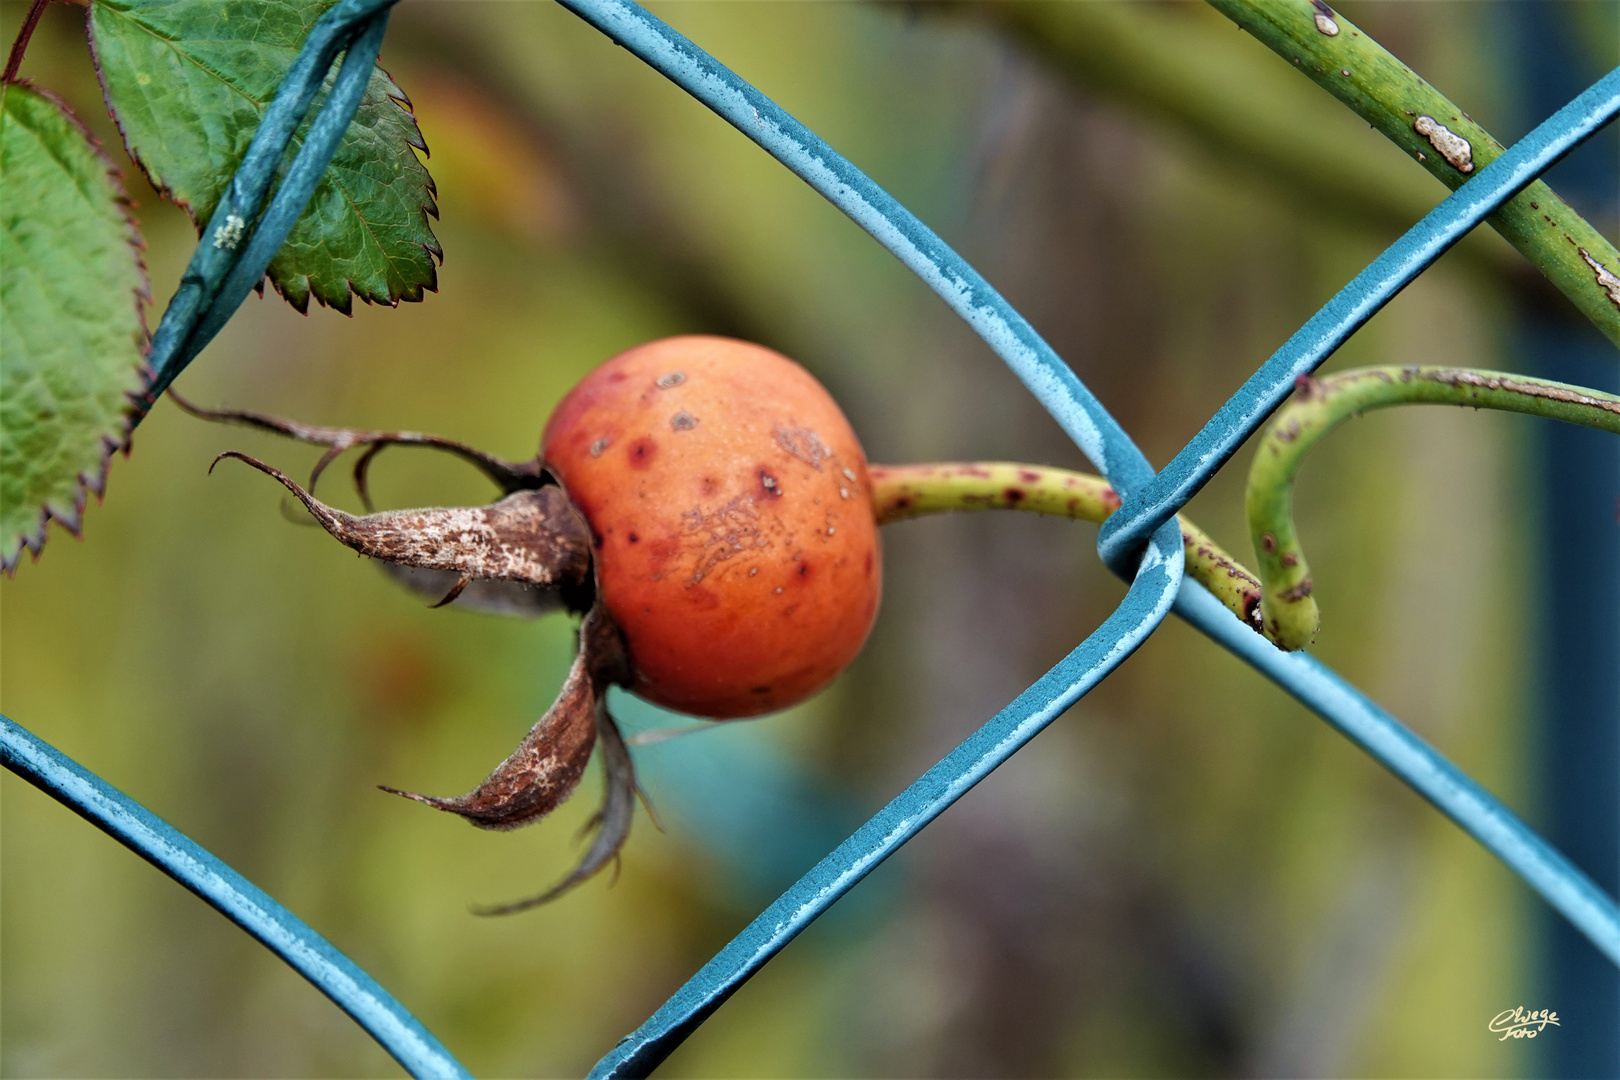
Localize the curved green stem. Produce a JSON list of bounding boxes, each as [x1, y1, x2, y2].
[[1207, 0, 1620, 346], [870, 462, 1267, 636], [1249, 367, 1620, 650]]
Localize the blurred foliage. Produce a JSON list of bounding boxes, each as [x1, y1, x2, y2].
[[3, 1, 1609, 1076]]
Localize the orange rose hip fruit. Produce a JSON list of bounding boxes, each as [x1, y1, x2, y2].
[[542, 335, 882, 718]]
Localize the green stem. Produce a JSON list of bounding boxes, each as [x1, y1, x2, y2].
[[1207, 0, 1620, 347], [870, 462, 1267, 636], [1248, 367, 1620, 650]]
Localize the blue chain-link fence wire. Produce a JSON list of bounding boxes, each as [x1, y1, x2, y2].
[[2, 1, 1616, 1076]]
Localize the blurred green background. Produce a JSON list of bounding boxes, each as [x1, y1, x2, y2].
[[3, 1, 1614, 1076]]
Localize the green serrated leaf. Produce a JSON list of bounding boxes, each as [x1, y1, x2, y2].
[[1, 81, 149, 572], [90, 0, 441, 314]]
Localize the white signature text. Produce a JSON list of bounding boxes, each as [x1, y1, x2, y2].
[[1489, 1007, 1560, 1040]]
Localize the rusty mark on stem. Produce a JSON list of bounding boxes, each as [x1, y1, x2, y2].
[[1578, 248, 1620, 311], [1413, 115, 1474, 173]]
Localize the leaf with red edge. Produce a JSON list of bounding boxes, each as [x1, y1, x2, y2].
[[1, 80, 149, 572]]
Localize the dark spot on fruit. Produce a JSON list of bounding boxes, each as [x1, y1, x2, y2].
[[656, 372, 686, 389], [1003, 487, 1025, 504], [1261, 533, 1277, 554], [751, 686, 771, 695], [798, 562, 812, 579], [702, 476, 718, 496], [670, 411, 698, 431], [864, 550, 873, 576], [628, 437, 657, 469], [893, 496, 911, 509], [758, 468, 783, 499], [1019, 470, 1040, 483], [1281, 552, 1298, 567], [628, 532, 640, 544], [686, 585, 721, 609]]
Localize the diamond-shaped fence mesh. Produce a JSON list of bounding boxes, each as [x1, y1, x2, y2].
[[2, 1, 1615, 1076]]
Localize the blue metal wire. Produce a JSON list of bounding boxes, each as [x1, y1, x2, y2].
[[551, 0, 1157, 498], [589, 528, 1184, 1077], [1174, 584, 1620, 965], [0, 715, 471, 1080], [6, 0, 1617, 1073], [1095, 66, 1620, 575], [144, 0, 399, 399], [183, 11, 392, 358]]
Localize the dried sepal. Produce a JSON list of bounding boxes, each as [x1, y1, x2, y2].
[[380, 629, 600, 829], [382, 605, 644, 910], [170, 389, 541, 507], [472, 708, 641, 916], [210, 451, 592, 594]]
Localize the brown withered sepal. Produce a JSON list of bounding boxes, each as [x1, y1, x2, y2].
[[193, 401, 646, 911], [381, 605, 628, 829], [210, 452, 592, 603], [381, 605, 643, 914]]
